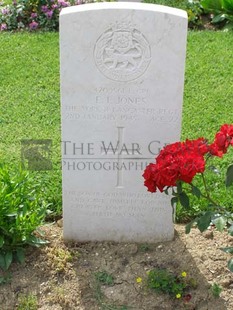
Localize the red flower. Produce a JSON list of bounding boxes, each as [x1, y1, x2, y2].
[[157, 142, 183, 160], [208, 142, 223, 157], [143, 139, 207, 193], [154, 159, 179, 191], [178, 151, 205, 183], [212, 124, 233, 154], [183, 138, 209, 156], [143, 125, 233, 195], [142, 163, 157, 192]]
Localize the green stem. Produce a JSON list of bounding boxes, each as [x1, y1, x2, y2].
[[201, 173, 219, 206], [189, 182, 225, 212]]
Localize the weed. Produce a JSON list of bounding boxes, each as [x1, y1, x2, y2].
[[95, 271, 114, 286], [17, 293, 38, 310], [147, 268, 195, 299], [48, 286, 67, 305], [93, 270, 128, 310], [139, 243, 151, 252], [46, 246, 73, 274], [210, 283, 222, 298]]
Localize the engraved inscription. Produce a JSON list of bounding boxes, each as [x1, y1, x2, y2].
[[62, 86, 180, 124], [65, 190, 170, 219], [63, 104, 179, 123], [94, 21, 151, 81]]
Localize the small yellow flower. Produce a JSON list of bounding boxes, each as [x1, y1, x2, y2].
[[181, 271, 187, 277], [136, 277, 142, 283], [176, 293, 182, 299]]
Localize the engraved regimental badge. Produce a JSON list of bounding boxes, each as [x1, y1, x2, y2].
[[94, 21, 151, 82]]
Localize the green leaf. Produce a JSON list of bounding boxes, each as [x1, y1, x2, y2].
[[177, 182, 182, 194], [16, 248, 25, 264], [179, 192, 190, 209], [171, 197, 178, 208], [226, 164, 233, 187], [36, 227, 46, 237], [0, 236, 4, 248], [227, 258, 233, 272], [5, 251, 13, 270], [197, 211, 212, 232], [27, 235, 49, 247], [191, 185, 201, 199], [172, 188, 177, 196], [212, 13, 227, 23], [212, 216, 227, 232], [220, 246, 233, 254], [223, 0, 233, 13], [228, 224, 233, 236], [0, 253, 6, 271], [201, 0, 223, 12]]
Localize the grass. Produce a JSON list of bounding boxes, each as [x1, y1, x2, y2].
[[0, 29, 233, 220], [0, 32, 60, 163], [184, 31, 233, 139], [179, 31, 233, 220], [0, 32, 62, 216]]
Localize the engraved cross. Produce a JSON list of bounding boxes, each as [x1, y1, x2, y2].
[[101, 126, 135, 188]]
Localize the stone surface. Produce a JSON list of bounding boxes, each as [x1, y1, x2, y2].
[[60, 3, 187, 242]]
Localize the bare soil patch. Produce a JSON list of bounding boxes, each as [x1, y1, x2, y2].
[[0, 222, 233, 309]]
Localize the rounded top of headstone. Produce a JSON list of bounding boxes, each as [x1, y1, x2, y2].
[[60, 3, 188, 20]]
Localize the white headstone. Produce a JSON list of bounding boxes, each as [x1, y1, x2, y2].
[[118, 0, 141, 2], [60, 3, 187, 243]]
